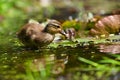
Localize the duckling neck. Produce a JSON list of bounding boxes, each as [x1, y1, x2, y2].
[[43, 27, 49, 33], [43, 26, 55, 39], [43, 25, 54, 35]]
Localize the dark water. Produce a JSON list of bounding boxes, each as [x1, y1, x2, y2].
[[0, 37, 120, 80]]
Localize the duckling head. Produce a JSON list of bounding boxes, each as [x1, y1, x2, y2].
[[43, 20, 63, 34]]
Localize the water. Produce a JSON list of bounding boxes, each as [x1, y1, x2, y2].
[[0, 36, 120, 80]]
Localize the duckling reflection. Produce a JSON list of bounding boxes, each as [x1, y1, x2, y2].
[[17, 19, 66, 49], [52, 54, 68, 74], [30, 54, 68, 74]]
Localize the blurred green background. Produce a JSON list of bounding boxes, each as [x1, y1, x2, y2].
[[0, 0, 119, 36]]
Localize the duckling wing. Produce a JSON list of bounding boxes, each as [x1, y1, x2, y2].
[[32, 32, 54, 47]]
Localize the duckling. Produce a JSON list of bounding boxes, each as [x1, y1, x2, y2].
[[17, 19, 65, 49]]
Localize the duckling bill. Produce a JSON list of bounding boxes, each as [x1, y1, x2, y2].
[[17, 20, 66, 49]]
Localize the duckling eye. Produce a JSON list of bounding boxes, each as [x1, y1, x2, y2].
[[56, 25, 60, 28]]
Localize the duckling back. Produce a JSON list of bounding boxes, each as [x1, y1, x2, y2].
[[17, 22, 54, 49]]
